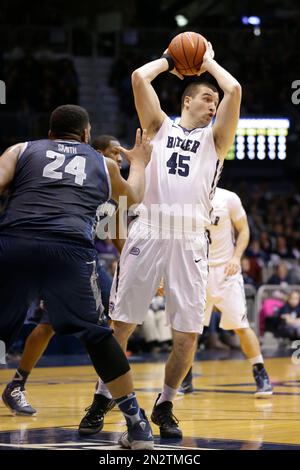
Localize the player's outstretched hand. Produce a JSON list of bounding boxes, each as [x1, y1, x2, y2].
[[197, 39, 215, 76], [118, 128, 152, 167]]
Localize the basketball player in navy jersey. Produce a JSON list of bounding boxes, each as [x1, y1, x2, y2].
[[1, 133, 124, 418], [93, 40, 242, 440], [0, 105, 154, 450]]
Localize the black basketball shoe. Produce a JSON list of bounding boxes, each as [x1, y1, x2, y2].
[[78, 394, 115, 435], [151, 394, 182, 439]]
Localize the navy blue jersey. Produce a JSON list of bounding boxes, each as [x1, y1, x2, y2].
[[0, 139, 111, 246]]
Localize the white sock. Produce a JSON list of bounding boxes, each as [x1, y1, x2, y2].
[[156, 384, 177, 405], [249, 355, 264, 366], [95, 378, 112, 399]]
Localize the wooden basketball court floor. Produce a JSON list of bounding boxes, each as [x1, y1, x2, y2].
[[1, 356, 300, 450]]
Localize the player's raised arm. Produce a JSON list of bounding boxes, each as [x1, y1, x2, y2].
[[0, 143, 24, 192], [131, 59, 171, 138], [200, 41, 242, 160], [106, 128, 152, 207]]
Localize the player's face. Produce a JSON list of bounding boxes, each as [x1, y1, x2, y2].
[[103, 140, 122, 168], [188, 87, 219, 126]]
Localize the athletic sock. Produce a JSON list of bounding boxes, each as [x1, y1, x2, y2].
[[156, 384, 177, 405], [249, 355, 264, 368], [115, 392, 144, 425], [11, 368, 30, 389], [94, 378, 113, 399]]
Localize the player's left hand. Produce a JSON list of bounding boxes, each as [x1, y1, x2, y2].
[[118, 128, 152, 167], [224, 256, 241, 276], [196, 39, 215, 76]]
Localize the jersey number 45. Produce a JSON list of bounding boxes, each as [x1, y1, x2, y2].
[[166, 152, 190, 177]]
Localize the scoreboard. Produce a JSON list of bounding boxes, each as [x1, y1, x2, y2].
[[226, 118, 290, 161]]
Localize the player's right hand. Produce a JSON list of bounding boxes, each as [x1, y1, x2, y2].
[[117, 128, 152, 167], [162, 49, 184, 80]]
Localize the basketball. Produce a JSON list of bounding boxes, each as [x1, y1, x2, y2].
[[168, 31, 206, 76]]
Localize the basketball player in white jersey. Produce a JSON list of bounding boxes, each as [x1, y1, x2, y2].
[[94, 40, 242, 442], [180, 187, 273, 397]]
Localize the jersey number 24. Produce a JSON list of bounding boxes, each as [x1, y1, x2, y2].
[[43, 150, 87, 186]]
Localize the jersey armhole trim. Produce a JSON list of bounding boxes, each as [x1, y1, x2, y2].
[[151, 115, 170, 143], [210, 126, 224, 163], [18, 142, 28, 160]]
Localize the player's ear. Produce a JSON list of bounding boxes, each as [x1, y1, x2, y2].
[[82, 127, 90, 144], [183, 95, 191, 109]]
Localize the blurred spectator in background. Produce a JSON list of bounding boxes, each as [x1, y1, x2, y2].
[[272, 235, 295, 260], [267, 262, 293, 286], [276, 291, 300, 340], [141, 293, 172, 354], [241, 255, 261, 287], [241, 256, 257, 288]]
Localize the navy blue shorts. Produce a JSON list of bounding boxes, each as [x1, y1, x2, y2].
[[25, 262, 113, 325], [0, 235, 112, 349]]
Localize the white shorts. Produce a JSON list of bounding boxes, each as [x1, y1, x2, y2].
[[205, 264, 249, 330], [109, 221, 208, 333]]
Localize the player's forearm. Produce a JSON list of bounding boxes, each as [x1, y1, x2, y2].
[[132, 58, 169, 83], [205, 59, 241, 95], [127, 161, 146, 205], [233, 227, 250, 259]]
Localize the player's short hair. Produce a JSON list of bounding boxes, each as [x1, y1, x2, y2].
[[92, 135, 118, 152], [49, 104, 90, 138], [181, 81, 219, 110]]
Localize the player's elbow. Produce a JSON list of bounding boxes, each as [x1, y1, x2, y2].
[[132, 70, 143, 87], [132, 69, 149, 88], [229, 82, 242, 97]]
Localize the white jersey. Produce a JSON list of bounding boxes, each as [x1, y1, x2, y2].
[[135, 117, 222, 233], [208, 187, 246, 266]]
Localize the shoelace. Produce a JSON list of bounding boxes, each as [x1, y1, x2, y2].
[[84, 403, 105, 417], [156, 408, 179, 427], [10, 387, 31, 408]]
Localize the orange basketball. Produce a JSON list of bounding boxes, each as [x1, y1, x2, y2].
[[168, 31, 206, 76]]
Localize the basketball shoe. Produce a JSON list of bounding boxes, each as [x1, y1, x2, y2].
[[118, 409, 154, 450], [151, 394, 182, 439], [2, 383, 36, 416], [78, 394, 115, 435], [253, 366, 273, 398]]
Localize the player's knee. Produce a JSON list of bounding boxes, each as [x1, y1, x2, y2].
[[86, 334, 130, 383]]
